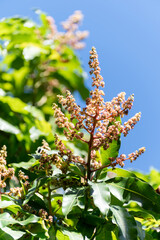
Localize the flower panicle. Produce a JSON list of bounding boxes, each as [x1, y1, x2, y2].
[[115, 147, 146, 167], [0, 146, 14, 189], [0, 146, 25, 197], [47, 11, 89, 49], [52, 47, 145, 171]]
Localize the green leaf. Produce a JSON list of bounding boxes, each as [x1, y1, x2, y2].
[[95, 223, 117, 240], [23, 177, 50, 205], [21, 214, 40, 225], [48, 226, 56, 240], [89, 181, 110, 215], [12, 67, 29, 94], [126, 202, 156, 221], [27, 220, 49, 239], [0, 212, 40, 228], [29, 126, 45, 141], [24, 105, 44, 121], [108, 168, 137, 178], [0, 227, 25, 240], [0, 213, 19, 228], [97, 116, 121, 166], [23, 46, 42, 60], [98, 139, 121, 166], [56, 230, 69, 240], [0, 200, 21, 213], [0, 118, 20, 135], [62, 188, 85, 216], [69, 163, 85, 178], [0, 195, 21, 215], [0, 96, 27, 114], [110, 206, 138, 240], [144, 232, 154, 240], [106, 177, 160, 212], [11, 158, 38, 170], [76, 218, 95, 238], [82, 213, 106, 226], [136, 221, 146, 240], [51, 194, 63, 216], [62, 229, 84, 240]]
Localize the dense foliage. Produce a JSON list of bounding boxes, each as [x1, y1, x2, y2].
[[0, 10, 89, 163], [0, 11, 160, 240]]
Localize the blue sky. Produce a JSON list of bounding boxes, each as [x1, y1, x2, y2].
[[1, 0, 160, 172]]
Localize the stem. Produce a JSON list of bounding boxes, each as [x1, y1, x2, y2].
[[87, 108, 99, 181], [91, 157, 130, 173], [90, 228, 97, 240], [87, 141, 92, 181], [47, 181, 52, 216]]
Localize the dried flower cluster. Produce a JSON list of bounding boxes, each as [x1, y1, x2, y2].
[[39, 209, 53, 223], [30, 138, 85, 177], [52, 46, 145, 178], [0, 146, 29, 197], [8, 170, 29, 198], [0, 145, 14, 189], [47, 10, 89, 49]]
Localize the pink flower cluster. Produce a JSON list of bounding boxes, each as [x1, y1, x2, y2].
[[0, 145, 14, 188], [52, 47, 145, 170], [0, 146, 29, 197], [47, 11, 89, 49]]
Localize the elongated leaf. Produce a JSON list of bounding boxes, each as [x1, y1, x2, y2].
[[108, 168, 137, 178], [89, 181, 110, 215], [126, 202, 156, 221], [62, 188, 85, 216], [0, 118, 20, 134], [0, 213, 19, 228], [106, 177, 160, 212], [0, 96, 27, 114], [11, 158, 38, 169], [0, 195, 21, 214], [0, 227, 25, 240], [24, 105, 44, 121], [0, 212, 40, 228], [111, 206, 138, 240], [62, 229, 84, 240], [0, 200, 21, 212], [69, 163, 85, 177]]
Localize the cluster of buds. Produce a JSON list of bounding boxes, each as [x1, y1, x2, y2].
[[18, 170, 30, 190], [51, 176, 82, 190], [52, 47, 145, 173], [123, 112, 141, 137], [39, 209, 53, 223], [30, 151, 62, 175], [47, 11, 89, 49], [0, 146, 28, 197], [23, 204, 37, 215], [113, 147, 145, 168], [128, 147, 146, 163], [30, 138, 85, 175], [8, 187, 23, 197], [0, 146, 14, 189]]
